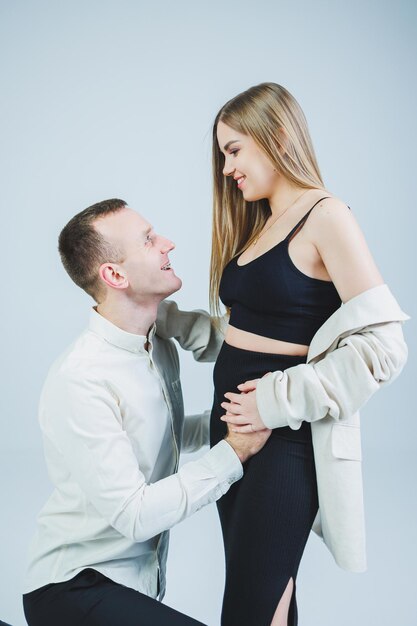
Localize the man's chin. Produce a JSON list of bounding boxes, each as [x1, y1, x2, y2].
[[167, 275, 182, 295]]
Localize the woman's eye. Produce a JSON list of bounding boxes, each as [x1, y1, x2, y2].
[[230, 150, 239, 157], [145, 235, 152, 244]]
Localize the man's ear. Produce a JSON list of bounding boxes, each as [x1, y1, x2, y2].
[[98, 263, 129, 290]]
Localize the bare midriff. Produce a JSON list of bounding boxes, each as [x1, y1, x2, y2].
[[225, 324, 309, 356]]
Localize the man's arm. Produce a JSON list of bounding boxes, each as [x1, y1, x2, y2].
[[181, 410, 210, 454], [156, 300, 226, 362], [43, 372, 267, 543]]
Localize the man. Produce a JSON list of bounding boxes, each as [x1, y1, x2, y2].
[[22, 199, 270, 626]]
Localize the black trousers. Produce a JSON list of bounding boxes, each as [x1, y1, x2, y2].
[[211, 343, 319, 626], [23, 569, 206, 626]]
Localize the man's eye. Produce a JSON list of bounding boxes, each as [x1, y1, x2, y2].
[[145, 235, 152, 244]]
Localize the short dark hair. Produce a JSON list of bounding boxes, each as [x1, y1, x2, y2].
[[58, 198, 127, 301]]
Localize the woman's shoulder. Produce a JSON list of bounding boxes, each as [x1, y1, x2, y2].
[[306, 192, 383, 300], [307, 193, 359, 241], [311, 193, 352, 219]]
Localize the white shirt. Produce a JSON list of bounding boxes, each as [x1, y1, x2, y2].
[[24, 308, 242, 597]]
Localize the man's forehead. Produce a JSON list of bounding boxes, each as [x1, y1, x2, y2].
[[95, 207, 151, 235], [124, 208, 152, 232]]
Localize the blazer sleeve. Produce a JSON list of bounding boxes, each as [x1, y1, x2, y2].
[[156, 300, 226, 362], [256, 320, 408, 430]]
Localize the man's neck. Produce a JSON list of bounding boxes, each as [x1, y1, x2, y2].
[[96, 297, 159, 337]]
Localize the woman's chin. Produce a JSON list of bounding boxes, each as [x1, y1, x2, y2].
[[241, 190, 264, 203]]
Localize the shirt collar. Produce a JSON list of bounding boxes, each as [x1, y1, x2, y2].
[[89, 308, 156, 354]]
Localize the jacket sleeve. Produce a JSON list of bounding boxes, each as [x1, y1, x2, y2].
[[43, 373, 242, 543], [256, 320, 408, 430], [156, 300, 226, 362]]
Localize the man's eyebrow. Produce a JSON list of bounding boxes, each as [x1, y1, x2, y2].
[[138, 226, 153, 244], [223, 140, 240, 151]]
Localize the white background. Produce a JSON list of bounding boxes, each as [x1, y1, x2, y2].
[[1, 1, 416, 624]]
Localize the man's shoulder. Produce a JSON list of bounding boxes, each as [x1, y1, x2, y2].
[[45, 329, 110, 387]]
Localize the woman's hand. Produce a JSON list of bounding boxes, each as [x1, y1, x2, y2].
[[220, 378, 267, 433]]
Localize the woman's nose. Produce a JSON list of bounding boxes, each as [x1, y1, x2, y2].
[[222, 156, 234, 177]]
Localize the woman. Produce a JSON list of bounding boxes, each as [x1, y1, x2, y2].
[[208, 83, 408, 626]]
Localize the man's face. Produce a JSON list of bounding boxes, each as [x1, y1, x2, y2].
[[95, 208, 182, 301]]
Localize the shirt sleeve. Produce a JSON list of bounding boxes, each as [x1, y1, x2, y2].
[[181, 410, 210, 454], [256, 320, 408, 429], [156, 300, 227, 362], [42, 372, 242, 543]]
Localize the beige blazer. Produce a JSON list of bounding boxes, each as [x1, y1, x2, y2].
[[256, 284, 409, 571], [157, 284, 409, 572]]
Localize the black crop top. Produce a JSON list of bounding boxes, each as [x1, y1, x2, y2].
[[219, 197, 342, 346]]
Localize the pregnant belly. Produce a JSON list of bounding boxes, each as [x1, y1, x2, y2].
[[225, 325, 309, 356], [211, 341, 309, 447], [213, 341, 307, 403]]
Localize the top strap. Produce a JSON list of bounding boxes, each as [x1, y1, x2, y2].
[[285, 196, 331, 241]]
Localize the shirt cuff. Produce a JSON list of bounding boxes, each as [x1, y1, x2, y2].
[[202, 440, 243, 486]]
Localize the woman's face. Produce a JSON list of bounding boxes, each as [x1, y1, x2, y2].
[[216, 120, 280, 202]]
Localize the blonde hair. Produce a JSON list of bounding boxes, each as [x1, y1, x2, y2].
[[210, 82, 325, 316]]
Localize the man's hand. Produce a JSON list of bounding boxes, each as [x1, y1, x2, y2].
[[225, 426, 272, 464]]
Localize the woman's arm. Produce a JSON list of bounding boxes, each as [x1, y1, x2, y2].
[[311, 197, 383, 302]]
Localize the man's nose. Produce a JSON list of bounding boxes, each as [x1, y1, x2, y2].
[[160, 237, 175, 253]]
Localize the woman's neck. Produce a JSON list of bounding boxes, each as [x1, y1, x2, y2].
[[268, 179, 315, 217]]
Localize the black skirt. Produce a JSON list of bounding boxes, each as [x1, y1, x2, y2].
[[211, 341, 319, 626]]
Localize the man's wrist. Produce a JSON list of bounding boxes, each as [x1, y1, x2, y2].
[[223, 436, 248, 464]]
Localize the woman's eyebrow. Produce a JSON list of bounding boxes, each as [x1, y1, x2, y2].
[[223, 140, 240, 151]]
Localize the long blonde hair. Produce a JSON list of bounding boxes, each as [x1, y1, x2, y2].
[[210, 82, 325, 316]]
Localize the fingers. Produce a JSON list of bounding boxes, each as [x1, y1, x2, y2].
[[228, 424, 268, 434], [236, 378, 260, 392], [221, 414, 248, 425], [223, 392, 243, 404], [228, 423, 254, 434], [220, 401, 242, 415]]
